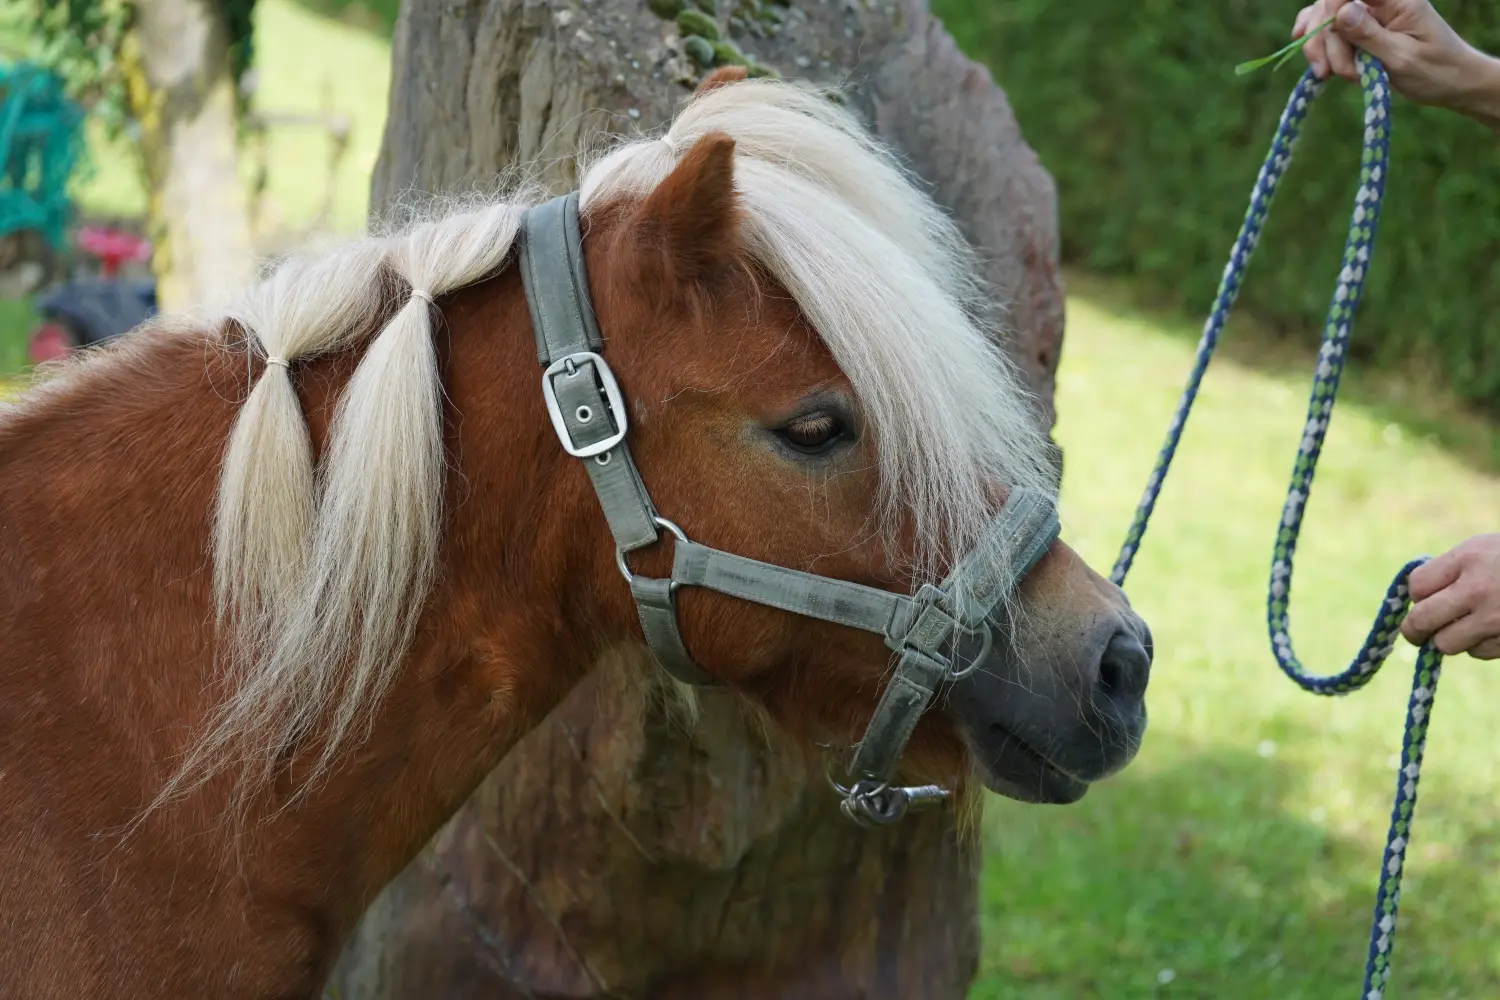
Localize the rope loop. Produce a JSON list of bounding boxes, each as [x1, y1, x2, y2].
[[1111, 53, 1441, 1000]]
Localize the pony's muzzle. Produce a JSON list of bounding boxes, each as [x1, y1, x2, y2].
[[948, 598, 1153, 803]]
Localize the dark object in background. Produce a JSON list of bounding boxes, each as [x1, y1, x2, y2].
[[29, 278, 157, 363]]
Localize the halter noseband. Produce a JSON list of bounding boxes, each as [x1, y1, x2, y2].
[[518, 193, 1060, 826]]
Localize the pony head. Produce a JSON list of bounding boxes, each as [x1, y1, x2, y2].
[[202, 70, 1151, 810]]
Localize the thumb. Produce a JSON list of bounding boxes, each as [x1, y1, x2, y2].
[[1334, 2, 1400, 59]]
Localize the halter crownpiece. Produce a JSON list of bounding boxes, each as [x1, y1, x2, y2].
[[517, 191, 1060, 825]]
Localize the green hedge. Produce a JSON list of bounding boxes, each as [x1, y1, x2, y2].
[[930, 0, 1500, 407]]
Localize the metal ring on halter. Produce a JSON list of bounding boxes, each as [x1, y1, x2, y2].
[[823, 754, 882, 801], [614, 516, 688, 585], [946, 620, 994, 681]]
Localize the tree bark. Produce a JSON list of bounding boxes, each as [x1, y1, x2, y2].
[[329, 2, 1065, 997], [126, 0, 255, 310]]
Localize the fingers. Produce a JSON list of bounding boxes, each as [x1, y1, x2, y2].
[[1431, 610, 1500, 657], [1293, 5, 1316, 38], [1405, 535, 1500, 651], [1401, 582, 1473, 645], [1299, 0, 1361, 79], [1326, 5, 1361, 80], [1409, 548, 1463, 602], [1298, 2, 1335, 77], [1468, 636, 1500, 660], [1302, 0, 1409, 81], [1333, 1, 1410, 70]]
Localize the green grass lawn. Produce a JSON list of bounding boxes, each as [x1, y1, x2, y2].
[[972, 284, 1500, 999]]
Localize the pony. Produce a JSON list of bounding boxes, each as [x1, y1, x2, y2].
[[0, 68, 1152, 998]]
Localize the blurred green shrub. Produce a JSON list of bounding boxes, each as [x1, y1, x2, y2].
[[932, 0, 1500, 407], [288, 0, 401, 35]]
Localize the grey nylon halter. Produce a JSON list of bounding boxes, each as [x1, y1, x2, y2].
[[518, 192, 1060, 826]]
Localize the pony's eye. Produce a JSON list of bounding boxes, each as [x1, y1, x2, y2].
[[775, 412, 849, 455]]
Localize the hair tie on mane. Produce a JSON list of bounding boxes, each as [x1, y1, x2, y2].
[[410, 288, 435, 306], [264, 355, 290, 370]]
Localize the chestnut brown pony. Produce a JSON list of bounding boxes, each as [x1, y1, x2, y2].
[[0, 71, 1152, 998]]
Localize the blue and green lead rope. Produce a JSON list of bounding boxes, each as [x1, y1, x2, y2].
[[1108, 53, 1441, 1000]]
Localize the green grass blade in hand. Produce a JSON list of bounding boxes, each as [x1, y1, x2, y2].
[[1235, 17, 1333, 76]]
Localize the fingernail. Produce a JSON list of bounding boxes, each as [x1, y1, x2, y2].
[[1341, 4, 1367, 28], [1311, 60, 1327, 78]]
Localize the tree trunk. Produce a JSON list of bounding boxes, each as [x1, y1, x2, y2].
[[125, 0, 255, 310], [329, 1, 1065, 997]]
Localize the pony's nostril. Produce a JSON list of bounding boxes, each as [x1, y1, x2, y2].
[[1098, 654, 1125, 696], [1098, 629, 1151, 702]]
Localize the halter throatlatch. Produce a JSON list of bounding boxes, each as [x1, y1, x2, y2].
[[518, 193, 1060, 826]]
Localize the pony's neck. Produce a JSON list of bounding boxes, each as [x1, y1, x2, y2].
[[0, 267, 623, 997], [294, 265, 629, 890]]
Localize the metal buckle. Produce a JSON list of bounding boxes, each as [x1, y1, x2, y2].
[[541, 351, 628, 459]]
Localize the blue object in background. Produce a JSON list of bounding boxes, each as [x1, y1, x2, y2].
[[36, 278, 157, 347], [0, 63, 85, 251]]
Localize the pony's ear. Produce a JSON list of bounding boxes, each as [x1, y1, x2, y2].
[[631, 132, 740, 285], [696, 66, 748, 95]]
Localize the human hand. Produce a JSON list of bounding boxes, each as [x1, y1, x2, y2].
[[1401, 534, 1500, 659], [1291, 0, 1500, 128]]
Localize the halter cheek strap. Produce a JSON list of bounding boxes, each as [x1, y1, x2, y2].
[[520, 193, 718, 687], [518, 193, 1061, 825]]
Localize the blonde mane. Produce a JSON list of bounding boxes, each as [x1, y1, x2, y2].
[[181, 78, 1054, 792]]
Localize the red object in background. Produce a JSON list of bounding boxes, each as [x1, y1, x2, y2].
[[28, 321, 77, 364], [25, 225, 156, 365], [74, 226, 151, 277]]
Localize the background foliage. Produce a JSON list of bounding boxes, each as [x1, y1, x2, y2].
[[931, 0, 1500, 409], [5, 0, 133, 132], [11, 0, 259, 121]]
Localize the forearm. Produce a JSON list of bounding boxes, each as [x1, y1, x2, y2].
[[1451, 46, 1500, 133]]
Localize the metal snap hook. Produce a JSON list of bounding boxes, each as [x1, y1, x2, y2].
[[824, 758, 950, 827], [841, 784, 907, 827]]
